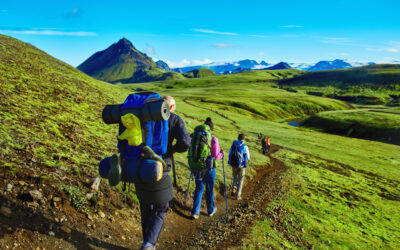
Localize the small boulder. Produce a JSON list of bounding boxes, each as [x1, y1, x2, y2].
[[29, 190, 43, 201], [0, 206, 12, 217]]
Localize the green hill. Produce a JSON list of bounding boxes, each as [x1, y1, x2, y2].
[[183, 68, 217, 78], [301, 108, 400, 145], [130, 69, 350, 121], [0, 33, 130, 196], [280, 64, 400, 105], [77, 38, 184, 83]]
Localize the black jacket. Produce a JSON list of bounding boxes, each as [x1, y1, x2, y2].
[[163, 113, 191, 169]]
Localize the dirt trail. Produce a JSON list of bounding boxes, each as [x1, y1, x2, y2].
[[157, 145, 287, 249]]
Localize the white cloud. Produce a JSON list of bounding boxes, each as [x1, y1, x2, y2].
[[211, 43, 236, 48], [0, 29, 97, 36], [192, 29, 238, 36], [280, 25, 304, 28], [258, 51, 265, 56], [192, 58, 213, 65], [164, 58, 213, 68], [144, 45, 155, 55], [385, 48, 399, 53]]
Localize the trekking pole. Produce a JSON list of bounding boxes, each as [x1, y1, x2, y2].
[[185, 171, 193, 205], [222, 156, 229, 213], [171, 155, 177, 187]]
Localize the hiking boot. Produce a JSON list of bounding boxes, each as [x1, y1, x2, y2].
[[231, 187, 237, 197], [209, 207, 217, 217], [140, 242, 156, 250], [192, 214, 199, 220], [235, 195, 242, 201]]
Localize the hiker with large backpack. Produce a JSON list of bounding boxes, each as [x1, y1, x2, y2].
[[98, 93, 190, 250], [138, 96, 190, 250], [189, 118, 224, 219], [228, 134, 250, 200]]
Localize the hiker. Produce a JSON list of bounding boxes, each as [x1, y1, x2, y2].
[[266, 136, 271, 153], [228, 134, 250, 200], [137, 96, 190, 250], [261, 136, 267, 155], [191, 118, 223, 219]]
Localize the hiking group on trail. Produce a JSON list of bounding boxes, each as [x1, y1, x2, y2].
[[98, 92, 256, 250]]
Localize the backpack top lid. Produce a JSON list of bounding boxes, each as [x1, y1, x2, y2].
[[121, 92, 161, 109], [195, 124, 212, 133], [233, 140, 245, 149]]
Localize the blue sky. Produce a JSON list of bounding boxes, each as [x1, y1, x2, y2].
[[1, 0, 399, 67]]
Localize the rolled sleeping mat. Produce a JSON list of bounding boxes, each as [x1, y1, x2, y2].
[[122, 157, 163, 183], [102, 99, 170, 124], [99, 156, 163, 184]]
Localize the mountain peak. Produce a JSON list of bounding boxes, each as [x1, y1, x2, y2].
[[115, 37, 134, 50]]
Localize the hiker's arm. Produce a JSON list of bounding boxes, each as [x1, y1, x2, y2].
[[245, 145, 250, 161], [211, 137, 223, 160], [172, 117, 191, 153]]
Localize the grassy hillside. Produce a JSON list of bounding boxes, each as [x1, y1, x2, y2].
[[129, 69, 350, 121], [280, 64, 400, 105], [0, 34, 131, 199], [301, 108, 400, 145], [130, 73, 400, 249], [183, 68, 217, 78], [1, 34, 399, 249]]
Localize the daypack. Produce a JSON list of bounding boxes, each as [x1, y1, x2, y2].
[[188, 124, 212, 171], [229, 140, 246, 168]]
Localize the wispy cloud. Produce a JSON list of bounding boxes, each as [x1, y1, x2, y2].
[[164, 58, 212, 68], [144, 45, 155, 55], [319, 37, 351, 45], [365, 41, 400, 53], [211, 43, 236, 48], [64, 8, 83, 19], [249, 34, 271, 38], [280, 25, 304, 28], [1, 10, 7, 13], [192, 29, 238, 36], [0, 28, 97, 36]]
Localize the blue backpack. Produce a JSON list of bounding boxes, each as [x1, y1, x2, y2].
[[229, 140, 247, 168], [118, 92, 168, 158]]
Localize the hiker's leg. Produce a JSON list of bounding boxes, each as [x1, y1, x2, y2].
[[205, 168, 216, 214], [232, 167, 238, 188], [192, 176, 205, 215], [142, 202, 169, 245], [140, 203, 151, 239], [237, 168, 246, 197]]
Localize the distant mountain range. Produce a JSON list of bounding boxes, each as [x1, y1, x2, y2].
[[77, 38, 393, 84], [169, 59, 379, 74]]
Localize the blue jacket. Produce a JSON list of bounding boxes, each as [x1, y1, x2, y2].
[[228, 140, 250, 167]]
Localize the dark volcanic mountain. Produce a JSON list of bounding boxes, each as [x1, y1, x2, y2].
[[77, 38, 182, 83], [265, 62, 292, 70], [156, 60, 171, 71]]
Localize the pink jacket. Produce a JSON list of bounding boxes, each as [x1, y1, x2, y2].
[[211, 136, 223, 160]]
